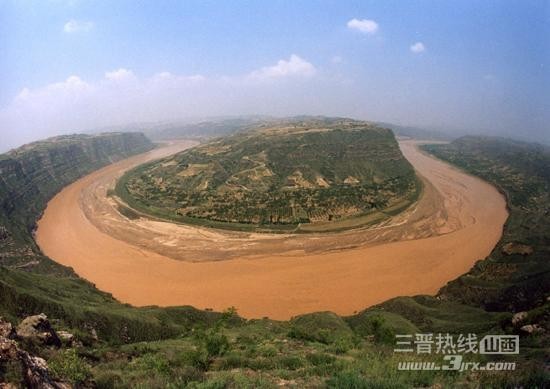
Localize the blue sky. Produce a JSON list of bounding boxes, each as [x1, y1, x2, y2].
[[1, 0, 548, 150]]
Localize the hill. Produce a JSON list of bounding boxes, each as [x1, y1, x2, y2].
[[143, 116, 270, 141], [0, 132, 154, 272], [0, 131, 547, 387], [116, 118, 420, 232], [376, 122, 454, 141], [422, 136, 550, 312]]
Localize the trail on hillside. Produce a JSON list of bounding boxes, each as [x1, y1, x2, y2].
[[36, 140, 508, 319]]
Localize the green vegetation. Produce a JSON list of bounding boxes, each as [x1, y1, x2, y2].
[[117, 118, 420, 232], [422, 136, 550, 312], [84, 309, 544, 388], [0, 132, 154, 273], [49, 348, 91, 385], [0, 128, 548, 387]]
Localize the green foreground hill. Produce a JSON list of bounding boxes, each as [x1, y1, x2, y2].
[[0, 127, 548, 387], [117, 118, 420, 232]]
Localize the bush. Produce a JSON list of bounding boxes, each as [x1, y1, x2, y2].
[[328, 336, 356, 354], [181, 348, 209, 371], [326, 371, 376, 389], [94, 371, 122, 389], [288, 312, 354, 345], [217, 351, 247, 370], [204, 332, 230, 358], [257, 344, 278, 357], [275, 355, 305, 370], [306, 352, 336, 366], [350, 314, 395, 344], [132, 352, 171, 376], [368, 316, 394, 344], [48, 349, 91, 385]]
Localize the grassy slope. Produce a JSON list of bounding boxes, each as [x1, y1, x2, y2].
[[1, 131, 548, 387], [0, 132, 154, 271], [0, 133, 222, 345], [423, 137, 550, 312], [116, 119, 420, 233]]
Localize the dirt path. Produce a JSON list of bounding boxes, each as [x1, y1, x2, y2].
[[36, 140, 508, 319]]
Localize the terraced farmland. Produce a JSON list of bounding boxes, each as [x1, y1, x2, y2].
[[117, 119, 420, 232]]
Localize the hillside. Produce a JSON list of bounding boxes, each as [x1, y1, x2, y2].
[[422, 137, 550, 312], [375, 122, 453, 141], [0, 132, 154, 271], [0, 132, 547, 387], [0, 132, 221, 345], [117, 118, 420, 232]]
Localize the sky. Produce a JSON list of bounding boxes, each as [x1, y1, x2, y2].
[[1, 0, 549, 151]]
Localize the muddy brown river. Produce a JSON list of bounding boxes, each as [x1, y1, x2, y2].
[[36, 140, 508, 319]]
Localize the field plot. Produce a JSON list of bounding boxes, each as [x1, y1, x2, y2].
[[116, 119, 420, 232]]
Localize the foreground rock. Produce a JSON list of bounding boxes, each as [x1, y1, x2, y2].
[[511, 311, 528, 326], [0, 317, 68, 388], [520, 324, 545, 335], [16, 314, 61, 348], [0, 320, 16, 339], [56, 331, 75, 346]]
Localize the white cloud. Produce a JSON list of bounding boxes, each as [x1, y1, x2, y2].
[[410, 42, 426, 54], [152, 71, 174, 81], [247, 54, 316, 80], [15, 75, 91, 103], [152, 72, 205, 83], [347, 18, 379, 34], [0, 58, 334, 151], [104, 68, 135, 82], [63, 19, 94, 33]]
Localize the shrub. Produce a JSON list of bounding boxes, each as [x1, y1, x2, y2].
[[306, 352, 336, 366], [257, 344, 278, 357], [289, 312, 355, 345], [132, 352, 171, 376], [48, 349, 91, 385], [217, 351, 247, 370], [204, 332, 230, 358], [351, 314, 395, 344], [181, 348, 209, 371], [275, 355, 305, 370], [326, 371, 376, 389], [94, 371, 122, 389]]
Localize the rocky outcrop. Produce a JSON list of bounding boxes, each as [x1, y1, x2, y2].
[[0, 319, 15, 339], [0, 317, 68, 388], [16, 314, 61, 348], [519, 324, 545, 335], [56, 331, 74, 345], [511, 311, 528, 326]]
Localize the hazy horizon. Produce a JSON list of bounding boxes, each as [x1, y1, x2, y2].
[[1, 1, 549, 151]]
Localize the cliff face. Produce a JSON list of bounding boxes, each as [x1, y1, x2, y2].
[[0, 132, 153, 269]]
